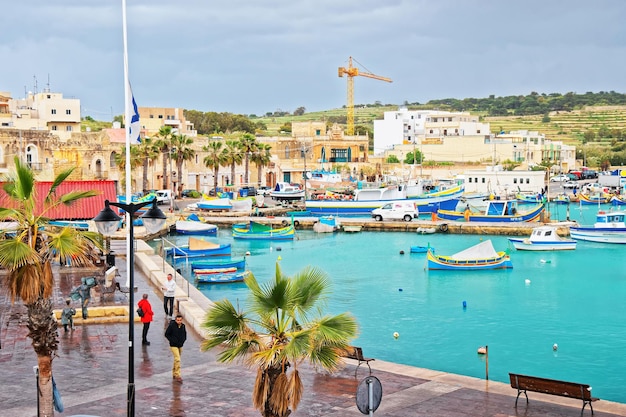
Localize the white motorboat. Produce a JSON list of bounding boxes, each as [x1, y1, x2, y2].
[[569, 210, 626, 244], [508, 226, 576, 251]]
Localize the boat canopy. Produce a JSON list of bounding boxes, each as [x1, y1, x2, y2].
[[450, 240, 499, 260]]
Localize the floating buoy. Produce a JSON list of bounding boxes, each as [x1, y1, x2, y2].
[[525, 279, 531, 285], [276, 247, 282, 251], [399, 250, 405, 255], [245, 251, 251, 256], [462, 300, 467, 309], [277, 256, 282, 261], [398, 288, 403, 292], [553, 343, 558, 351], [393, 332, 399, 339], [477, 346, 487, 354], [540, 259, 551, 264]]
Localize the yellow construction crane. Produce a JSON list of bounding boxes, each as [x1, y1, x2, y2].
[[338, 56, 392, 135]]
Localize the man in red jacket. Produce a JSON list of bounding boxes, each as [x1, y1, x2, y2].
[[138, 293, 154, 346]]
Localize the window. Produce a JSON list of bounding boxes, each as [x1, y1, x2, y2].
[[66, 126, 72, 132], [284, 145, 290, 159], [513, 178, 518, 184], [468, 178, 472, 183], [51, 125, 57, 131], [482, 178, 485, 183], [526, 179, 530, 184], [477, 130, 481, 134], [150, 115, 154, 118], [315, 129, 321, 135], [51, 109, 57, 115], [158, 115, 163, 119], [66, 109, 71, 115]]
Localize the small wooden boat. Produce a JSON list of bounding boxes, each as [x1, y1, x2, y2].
[[508, 226, 576, 251], [578, 193, 610, 205], [570, 210, 626, 244], [196, 197, 232, 211], [342, 225, 362, 233], [427, 240, 513, 270], [175, 215, 218, 235], [48, 220, 91, 230], [516, 192, 543, 204], [313, 216, 340, 233], [437, 199, 544, 223], [552, 193, 571, 204], [191, 258, 247, 270], [166, 237, 231, 258], [232, 221, 295, 240], [196, 270, 251, 284], [416, 226, 436, 234], [410, 245, 431, 253], [610, 195, 626, 206], [194, 266, 237, 275]]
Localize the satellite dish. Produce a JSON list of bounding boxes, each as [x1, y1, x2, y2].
[[305, 172, 312, 179]]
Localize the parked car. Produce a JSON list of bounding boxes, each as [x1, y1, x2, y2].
[[581, 170, 598, 179], [566, 173, 580, 181], [371, 202, 419, 222], [550, 174, 569, 182], [256, 186, 273, 196], [563, 181, 578, 189], [156, 189, 172, 204], [181, 189, 198, 198]]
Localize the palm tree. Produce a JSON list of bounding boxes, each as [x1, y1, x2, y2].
[[0, 158, 102, 416], [223, 140, 243, 187], [203, 141, 227, 194], [239, 133, 258, 186], [136, 137, 160, 193], [154, 126, 174, 190], [252, 143, 272, 187], [170, 134, 195, 197], [201, 262, 358, 417], [114, 145, 143, 192]]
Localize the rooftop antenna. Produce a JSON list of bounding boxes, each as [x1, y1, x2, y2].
[[33, 75, 38, 94], [45, 73, 51, 93]]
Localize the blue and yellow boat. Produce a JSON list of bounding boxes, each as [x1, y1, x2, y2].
[[427, 240, 513, 270]]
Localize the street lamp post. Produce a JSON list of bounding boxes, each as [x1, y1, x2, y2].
[[93, 199, 166, 417]]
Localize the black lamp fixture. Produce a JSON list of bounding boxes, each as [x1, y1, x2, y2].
[[93, 198, 166, 417]]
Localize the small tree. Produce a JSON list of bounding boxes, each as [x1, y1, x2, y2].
[[201, 262, 358, 417]]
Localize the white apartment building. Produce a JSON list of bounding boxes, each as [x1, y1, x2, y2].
[[0, 90, 81, 140], [138, 107, 197, 137], [374, 108, 576, 172]]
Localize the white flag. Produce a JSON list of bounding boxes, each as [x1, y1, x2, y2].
[[127, 82, 141, 144]]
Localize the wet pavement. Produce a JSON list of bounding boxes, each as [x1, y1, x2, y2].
[[2, 254, 626, 416]]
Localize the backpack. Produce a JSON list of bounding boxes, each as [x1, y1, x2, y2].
[[137, 307, 145, 317]]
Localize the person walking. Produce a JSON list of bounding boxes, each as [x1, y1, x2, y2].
[[165, 314, 187, 383], [137, 293, 154, 345], [61, 299, 76, 332], [162, 273, 176, 319]]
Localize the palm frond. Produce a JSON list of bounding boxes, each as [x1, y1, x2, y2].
[[288, 369, 303, 411], [252, 368, 269, 411], [56, 190, 99, 206], [0, 239, 40, 270], [269, 372, 290, 416]]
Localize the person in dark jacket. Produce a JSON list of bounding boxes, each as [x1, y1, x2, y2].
[[137, 294, 154, 345], [164, 314, 187, 383]]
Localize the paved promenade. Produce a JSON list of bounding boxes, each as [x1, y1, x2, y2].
[[2, 242, 626, 416]]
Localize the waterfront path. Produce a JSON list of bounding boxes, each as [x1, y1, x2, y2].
[[1, 241, 625, 416]]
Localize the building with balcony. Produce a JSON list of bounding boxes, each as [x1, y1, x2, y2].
[[137, 107, 197, 137]]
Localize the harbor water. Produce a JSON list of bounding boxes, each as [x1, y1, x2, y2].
[[154, 202, 626, 404]]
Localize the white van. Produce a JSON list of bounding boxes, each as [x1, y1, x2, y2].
[[156, 189, 172, 205], [371, 201, 419, 222]]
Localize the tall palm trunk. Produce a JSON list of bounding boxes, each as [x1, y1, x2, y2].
[[162, 150, 169, 189], [142, 159, 150, 193], [27, 297, 58, 417]]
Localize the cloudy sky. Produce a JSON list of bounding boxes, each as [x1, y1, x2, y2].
[[2, 0, 625, 120]]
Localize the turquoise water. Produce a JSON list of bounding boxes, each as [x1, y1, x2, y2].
[[155, 203, 626, 404]]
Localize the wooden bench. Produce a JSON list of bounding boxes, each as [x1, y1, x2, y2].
[[341, 346, 375, 377], [509, 373, 599, 415]]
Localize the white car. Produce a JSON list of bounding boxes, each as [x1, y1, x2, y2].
[[563, 181, 578, 189], [256, 186, 273, 196], [371, 202, 419, 222], [550, 174, 569, 182]]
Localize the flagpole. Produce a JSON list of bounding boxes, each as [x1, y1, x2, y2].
[[121, 1, 136, 416]]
